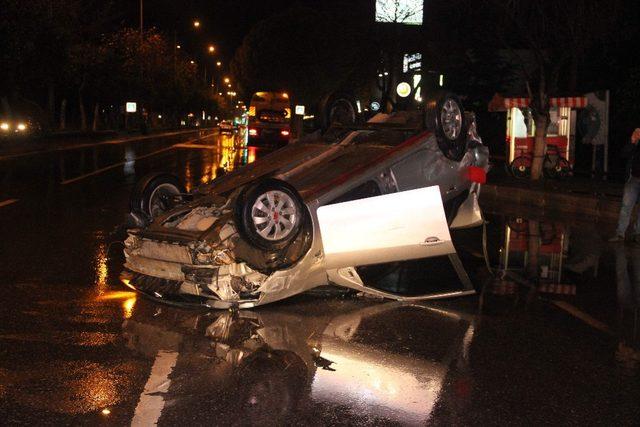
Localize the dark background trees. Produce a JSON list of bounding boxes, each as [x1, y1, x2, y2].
[[0, 0, 216, 132], [230, 5, 377, 109]]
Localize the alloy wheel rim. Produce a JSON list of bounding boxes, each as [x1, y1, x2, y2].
[[440, 99, 462, 140], [149, 183, 180, 218], [251, 190, 298, 241]]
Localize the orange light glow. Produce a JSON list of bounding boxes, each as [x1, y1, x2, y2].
[[249, 128, 258, 136], [122, 297, 137, 319], [247, 146, 257, 164], [208, 45, 215, 53], [282, 92, 289, 98], [121, 277, 136, 291], [193, 20, 200, 28], [97, 291, 137, 301], [223, 77, 230, 83], [94, 243, 108, 295], [280, 130, 290, 137]]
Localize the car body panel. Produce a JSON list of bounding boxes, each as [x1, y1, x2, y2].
[[317, 186, 454, 269]]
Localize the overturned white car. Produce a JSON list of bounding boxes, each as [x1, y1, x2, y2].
[[121, 94, 489, 308]]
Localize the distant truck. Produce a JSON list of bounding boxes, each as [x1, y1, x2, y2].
[[247, 91, 291, 146]]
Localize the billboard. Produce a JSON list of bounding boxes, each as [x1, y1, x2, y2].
[[375, 0, 423, 26]]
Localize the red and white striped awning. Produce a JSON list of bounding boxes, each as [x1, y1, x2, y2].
[[489, 93, 588, 112]]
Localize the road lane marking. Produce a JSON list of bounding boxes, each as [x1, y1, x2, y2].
[[0, 198, 18, 208], [60, 145, 177, 185], [131, 350, 179, 427], [551, 300, 613, 335], [173, 142, 218, 149], [0, 129, 218, 161], [61, 134, 216, 185]]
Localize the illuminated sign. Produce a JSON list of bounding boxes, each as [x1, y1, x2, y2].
[[371, 101, 381, 112], [375, 0, 423, 26], [396, 82, 411, 98], [295, 105, 305, 115], [125, 102, 137, 113], [403, 53, 422, 73]]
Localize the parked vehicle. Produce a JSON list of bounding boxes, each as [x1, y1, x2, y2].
[[218, 120, 234, 135], [122, 93, 489, 309], [247, 92, 291, 146]]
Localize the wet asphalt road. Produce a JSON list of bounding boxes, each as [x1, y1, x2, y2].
[[1, 131, 639, 425]]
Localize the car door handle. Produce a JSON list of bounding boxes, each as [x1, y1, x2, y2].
[[420, 236, 445, 246]]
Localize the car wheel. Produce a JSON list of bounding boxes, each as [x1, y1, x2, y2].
[[426, 93, 468, 161], [130, 173, 186, 220], [318, 92, 358, 131], [510, 156, 531, 179], [236, 179, 305, 250]]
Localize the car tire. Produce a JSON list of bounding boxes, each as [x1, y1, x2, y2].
[[510, 156, 531, 179], [425, 93, 468, 161], [235, 179, 305, 250], [318, 92, 358, 131], [130, 173, 186, 220], [544, 158, 572, 180]]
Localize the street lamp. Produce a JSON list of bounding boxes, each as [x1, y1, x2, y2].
[[190, 60, 195, 64], [216, 61, 221, 67], [176, 44, 181, 49], [208, 45, 215, 53], [193, 20, 200, 28], [223, 77, 230, 84]]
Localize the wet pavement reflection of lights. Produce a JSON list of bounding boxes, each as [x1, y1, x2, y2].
[[93, 243, 109, 296], [122, 297, 137, 319], [184, 161, 193, 192], [122, 300, 475, 425], [97, 291, 137, 301]]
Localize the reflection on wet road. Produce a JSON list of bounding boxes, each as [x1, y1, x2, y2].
[[122, 300, 474, 425], [0, 130, 639, 424]]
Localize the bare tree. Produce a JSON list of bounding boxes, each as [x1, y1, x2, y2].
[[375, 0, 423, 25], [479, 0, 620, 180]]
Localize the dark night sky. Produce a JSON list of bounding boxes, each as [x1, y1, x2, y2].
[[130, 1, 375, 62]]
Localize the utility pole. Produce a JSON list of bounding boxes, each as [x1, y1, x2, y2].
[[139, 0, 143, 38]]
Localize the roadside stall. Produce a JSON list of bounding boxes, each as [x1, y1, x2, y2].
[[489, 94, 588, 176]]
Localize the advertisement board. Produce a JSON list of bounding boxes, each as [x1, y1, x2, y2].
[[375, 0, 423, 25]]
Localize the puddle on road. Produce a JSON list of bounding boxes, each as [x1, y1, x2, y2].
[[121, 298, 476, 425]]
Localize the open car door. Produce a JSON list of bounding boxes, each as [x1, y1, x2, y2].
[[318, 186, 475, 300]]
